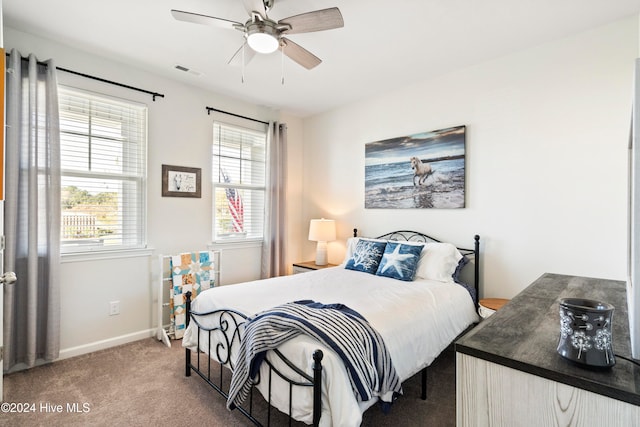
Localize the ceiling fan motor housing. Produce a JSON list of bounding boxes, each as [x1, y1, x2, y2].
[[246, 20, 280, 53]]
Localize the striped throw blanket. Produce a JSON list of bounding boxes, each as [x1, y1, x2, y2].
[[227, 300, 402, 411]]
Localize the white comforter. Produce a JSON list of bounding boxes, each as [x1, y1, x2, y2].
[[182, 266, 478, 426]]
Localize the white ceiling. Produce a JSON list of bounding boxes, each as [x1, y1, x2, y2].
[[4, 0, 640, 117]]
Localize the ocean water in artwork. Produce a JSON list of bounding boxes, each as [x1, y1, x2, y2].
[[365, 126, 465, 209], [365, 158, 464, 208]]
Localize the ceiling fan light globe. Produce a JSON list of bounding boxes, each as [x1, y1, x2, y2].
[[247, 32, 279, 54]]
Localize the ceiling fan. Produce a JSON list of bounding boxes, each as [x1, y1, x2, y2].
[[171, 0, 344, 70]]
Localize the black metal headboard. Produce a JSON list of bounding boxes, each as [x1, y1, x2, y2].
[[352, 228, 480, 306]]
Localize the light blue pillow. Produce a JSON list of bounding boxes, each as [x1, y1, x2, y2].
[[375, 242, 424, 281], [345, 239, 387, 274]]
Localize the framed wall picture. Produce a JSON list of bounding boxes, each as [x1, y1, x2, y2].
[[365, 125, 466, 209], [162, 164, 201, 198]]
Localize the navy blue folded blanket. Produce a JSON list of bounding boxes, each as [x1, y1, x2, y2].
[[227, 299, 402, 412]]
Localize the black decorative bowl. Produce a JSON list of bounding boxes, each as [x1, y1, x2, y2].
[[557, 298, 615, 369]]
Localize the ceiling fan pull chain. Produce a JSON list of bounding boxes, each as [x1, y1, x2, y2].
[[281, 43, 285, 85], [242, 42, 246, 83]]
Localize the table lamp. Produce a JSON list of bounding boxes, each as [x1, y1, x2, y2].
[[308, 218, 336, 266]]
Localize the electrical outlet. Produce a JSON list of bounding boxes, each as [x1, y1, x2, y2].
[[109, 301, 120, 316]]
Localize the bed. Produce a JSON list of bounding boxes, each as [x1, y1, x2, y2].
[[182, 230, 480, 426]]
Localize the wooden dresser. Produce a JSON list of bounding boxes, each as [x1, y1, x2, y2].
[[455, 273, 640, 426]]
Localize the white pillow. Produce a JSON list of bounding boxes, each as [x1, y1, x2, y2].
[[415, 242, 463, 282], [341, 237, 360, 265]]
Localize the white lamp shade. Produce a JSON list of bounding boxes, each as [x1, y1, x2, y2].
[[308, 219, 336, 242], [308, 219, 336, 266]]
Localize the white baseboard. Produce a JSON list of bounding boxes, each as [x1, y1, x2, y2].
[[58, 328, 157, 360]]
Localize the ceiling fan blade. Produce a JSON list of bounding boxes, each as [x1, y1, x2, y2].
[[278, 7, 344, 34], [171, 9, 242, 30], [241, 0, 267, 19], [280, 38, 322, 70], [227, 42, 257, 67]]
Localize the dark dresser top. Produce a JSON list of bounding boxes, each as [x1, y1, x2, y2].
[[455, 273, 640, 406]]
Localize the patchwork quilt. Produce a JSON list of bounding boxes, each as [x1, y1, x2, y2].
[[170, 251, 216, 339]]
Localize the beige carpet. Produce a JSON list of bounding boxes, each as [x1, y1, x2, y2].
[[1, 338, 456, 426]]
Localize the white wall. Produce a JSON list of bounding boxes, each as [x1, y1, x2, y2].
[[5, 14, 638, 359], [4, 27, 304, 357], [301, 16, 640, 299]]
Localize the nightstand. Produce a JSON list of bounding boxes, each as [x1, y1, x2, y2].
[[292, 261, 338, 274], [478, 298, 510, 319]]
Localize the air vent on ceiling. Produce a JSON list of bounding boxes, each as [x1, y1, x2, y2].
[[174, 64, 203, 77]]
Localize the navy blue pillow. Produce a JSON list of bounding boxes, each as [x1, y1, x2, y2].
[[452, 256, 476, 302], [452, 255, 469, 283], [345, 239, 387, 274], [375, 242, 424, 281]]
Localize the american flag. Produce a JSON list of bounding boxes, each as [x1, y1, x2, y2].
[[222, 170, 244, 233]]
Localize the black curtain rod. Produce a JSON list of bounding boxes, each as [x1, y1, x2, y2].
[[206, 106, 269, 125], [57, 67, 165, 101], [7, 53, 165, 101]]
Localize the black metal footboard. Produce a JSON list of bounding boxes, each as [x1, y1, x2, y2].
[[184, 291, 324, 426]]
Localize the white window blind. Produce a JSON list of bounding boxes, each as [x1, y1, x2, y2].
[[212, 121, 267, 241], [59, 86, 147, 253]]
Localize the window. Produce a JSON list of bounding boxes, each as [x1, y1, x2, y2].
[[212, 121, 267, 241], [58, 87, 147, 253]]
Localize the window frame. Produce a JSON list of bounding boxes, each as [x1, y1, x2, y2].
[[211, 120, 268, 244], [58, 85, 148, 255]]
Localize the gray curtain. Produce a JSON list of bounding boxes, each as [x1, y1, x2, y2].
[[4, 50, 61, 372], [261, 122, 287, 278]]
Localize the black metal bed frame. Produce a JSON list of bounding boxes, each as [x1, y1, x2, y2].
[[184, 230, 481, 426], [184, 303, 324, 426]]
